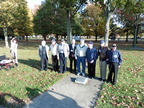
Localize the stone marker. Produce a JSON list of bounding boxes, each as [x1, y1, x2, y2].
[[75, 76, 88, 85]]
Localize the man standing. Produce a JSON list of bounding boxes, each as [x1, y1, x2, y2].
[[39, 40, 49, 71], [69, 39, 77, 73], [57, 39, 69, 73], [86, 42, 98, 78], [75, 39, 88, 76], [10, 38, 18, 66], [49, 39, 58, 72], [106, 44, 122, 85], [98, 40, 109, 81]]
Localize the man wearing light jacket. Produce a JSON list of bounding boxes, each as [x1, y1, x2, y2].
[[106, 44, 122, 85], [49, 39, 58, 72], [57, 39, 69, 73], [75, 39, 88, 76]]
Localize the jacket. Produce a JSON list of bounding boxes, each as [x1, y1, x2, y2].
[[86, 47, 98, 64], [49, 43, 58, 56], [106, 50, 122, 65], [57, 43, 69, 59], [39, 45, 49, 59], [69, 44, 77, 59], [75, 44, 88, 57], [98, 46, 109, 61]]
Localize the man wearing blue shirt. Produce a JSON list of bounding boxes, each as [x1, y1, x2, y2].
[[75, 39, 88, 76], [86, 42, 98, 78], [106, 44, 122, 85]]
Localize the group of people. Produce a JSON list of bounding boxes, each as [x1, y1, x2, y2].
[[39, 38, 122, 85]]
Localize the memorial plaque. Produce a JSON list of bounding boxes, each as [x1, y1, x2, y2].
[[75, 76, 88, 85]]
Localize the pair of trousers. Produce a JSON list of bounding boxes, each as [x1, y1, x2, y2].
[[99, 61, 107, 80], [52, 55, 58, 72], [77, 56, 86, 74], [69, 57, 76, 72], [41, 58, 48, 70], [59, 53, 67, 73], [107, 62, 119, 83], [88, 63, 96, 77]]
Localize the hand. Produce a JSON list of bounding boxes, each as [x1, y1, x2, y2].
[[90, 60, 94, 63]]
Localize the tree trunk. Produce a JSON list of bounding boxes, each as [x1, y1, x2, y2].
[[66, 10, 72, 44], [43, 36, 46, 40], [56, 34, 58, 41], [126, 29, 129, 42], [3, 27, 9, 48], [104, 14, 111, 46], [26, 35, 28, 41], [133, 24, 138, 47], [22, 36, 25, 40], [95, 32, 98, 41], [136, 25, 139, 43]]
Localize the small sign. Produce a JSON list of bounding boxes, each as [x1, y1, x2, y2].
[[75, 76, 88, 85]]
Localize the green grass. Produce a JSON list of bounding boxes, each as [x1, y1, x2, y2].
[[96, 50, 144, 108], [0, 40, 144, 108], [0, 42, 69, 108]]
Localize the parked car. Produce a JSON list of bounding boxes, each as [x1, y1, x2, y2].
[[73, 35, 80, 41]]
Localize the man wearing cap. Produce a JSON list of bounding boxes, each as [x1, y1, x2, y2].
[[39, 40, 49, 71], [106, 44, 122, 85], [57, 39, 69, 73], [49, 39, 58, 72], [69, 39, 77, 73], [75, 39, 88, 76], [86, 42, 98, 78], [98, 40, 109, 81]]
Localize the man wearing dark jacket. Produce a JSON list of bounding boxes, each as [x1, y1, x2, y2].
[[86, 42, 98, 78], [69, 39, 77, 73], [39, 40, 49, 71], [106, 44, 122, 85]]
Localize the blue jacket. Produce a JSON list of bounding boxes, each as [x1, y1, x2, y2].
[[86, 47, 98, 64], [106, 50, 122, 65]]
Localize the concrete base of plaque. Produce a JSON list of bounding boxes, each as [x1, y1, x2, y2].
[[75, 76, 88, 85]]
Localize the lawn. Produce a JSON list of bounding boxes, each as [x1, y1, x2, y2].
[[0, 40, 144, 108], [0, 40, 69, 108], [96, 50, 144, 108]]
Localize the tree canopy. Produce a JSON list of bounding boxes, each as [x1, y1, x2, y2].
[[33, 0, 84, 40]]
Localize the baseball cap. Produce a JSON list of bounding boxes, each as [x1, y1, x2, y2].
[[88, 41, 93, 44], [100, 40, 105, 44]]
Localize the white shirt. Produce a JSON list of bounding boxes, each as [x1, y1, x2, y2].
[[50, 44, 58, 55]]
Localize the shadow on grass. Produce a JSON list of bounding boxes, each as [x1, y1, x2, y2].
[[18, 59, 53, 70], [0, 93, 25, 108], [25, 87, 43, 100]]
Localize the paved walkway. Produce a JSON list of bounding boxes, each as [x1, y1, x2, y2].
[[23, 74, 103, 108]]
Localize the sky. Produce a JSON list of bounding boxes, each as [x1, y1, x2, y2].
[[26, 0, 44, 9]]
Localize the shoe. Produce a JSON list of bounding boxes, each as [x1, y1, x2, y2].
[[103, 79, 106, 82], [112, 82, 116, 85], [77, 73, 80, 76], [107, 80, 112, 83], [15, 63, 18, 67], [39, 69, 43, 71], [82, 73, 85, 77]]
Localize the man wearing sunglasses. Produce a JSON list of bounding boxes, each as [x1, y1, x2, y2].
[[106, 44, 122, 85]]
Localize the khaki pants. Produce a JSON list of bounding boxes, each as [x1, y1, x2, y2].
[[99, 61, 107, 80]]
